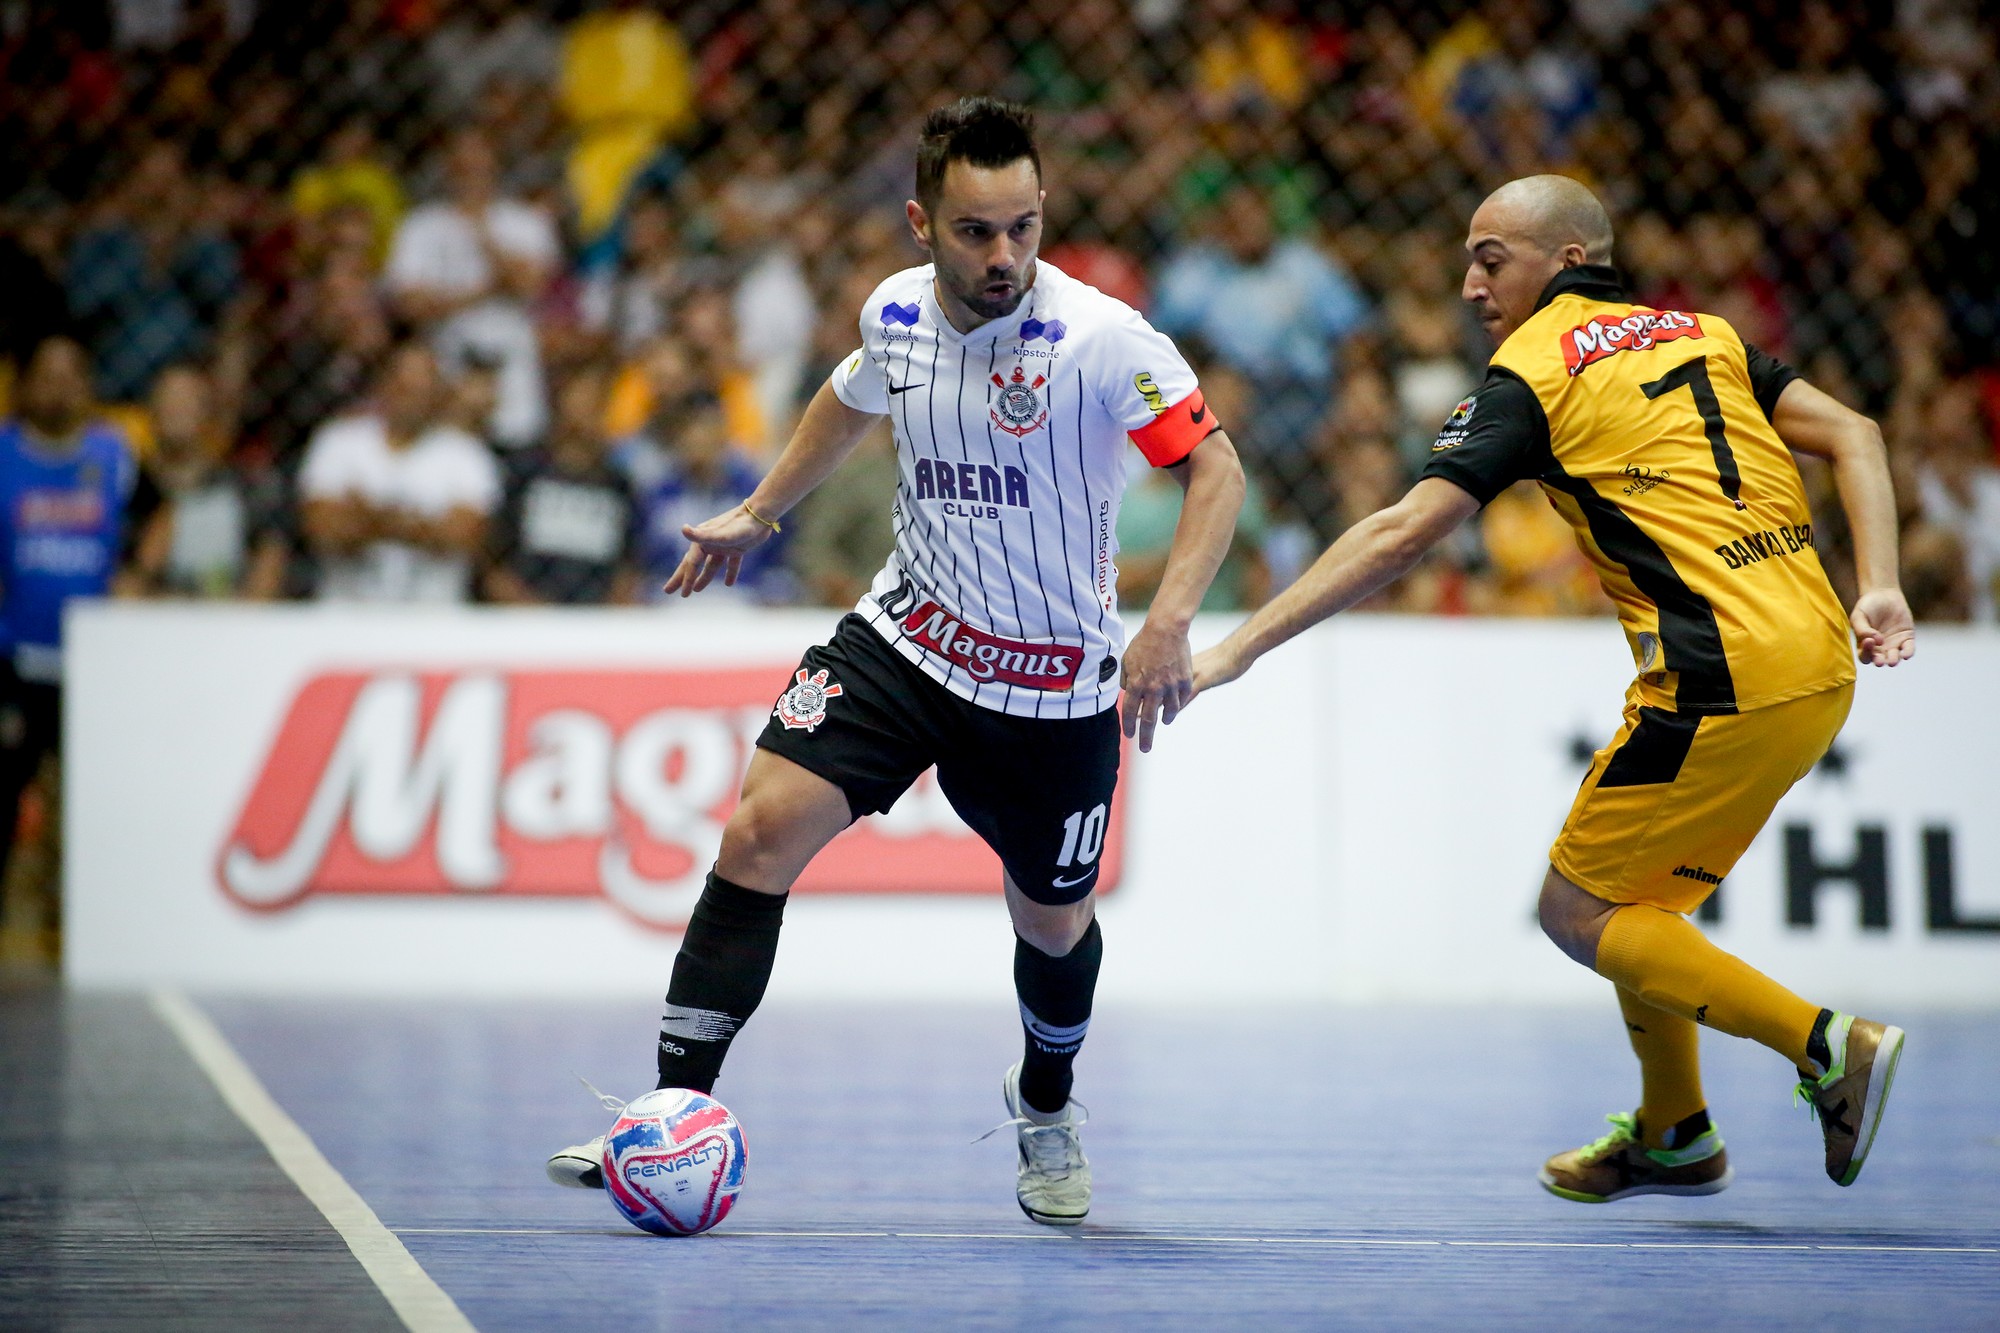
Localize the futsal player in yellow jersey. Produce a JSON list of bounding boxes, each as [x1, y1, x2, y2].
[[1192, 176, 1915, 1201]]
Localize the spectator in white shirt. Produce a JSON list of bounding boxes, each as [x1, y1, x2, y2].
[[298, 342, 502, 603], [386, 128, 558, 449], [425, 0, 560, 117], [715, 153, 816, 447], [1914, 376, 2000, 622]]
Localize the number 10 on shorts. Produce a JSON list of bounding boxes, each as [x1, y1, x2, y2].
[[1056, 805, 1108, 869]]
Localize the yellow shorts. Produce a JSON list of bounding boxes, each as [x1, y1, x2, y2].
[[1550, 681, 1853, 914]]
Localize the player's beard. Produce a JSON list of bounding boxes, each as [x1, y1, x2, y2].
[[941, 259, 1033, 321]]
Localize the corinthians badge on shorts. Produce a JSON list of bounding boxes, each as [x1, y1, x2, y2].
[[990, 364, 1049, 437], [774, 668, 844, 732]]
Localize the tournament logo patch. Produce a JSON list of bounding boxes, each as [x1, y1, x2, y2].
[[774, 668, 844, 732], [990, 364, 1049, 437], [1432, 394, 1479, 451]]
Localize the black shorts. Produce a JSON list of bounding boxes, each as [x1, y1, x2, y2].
[[0, 660, 61, 866], [757, 614, 1120, 906]]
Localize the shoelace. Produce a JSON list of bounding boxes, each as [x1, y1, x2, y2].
[[974, 1100, 1090, 1175], [576, 1073, 626, 1116], [1583, 1110, 1640, 1158], [1018, 1118, 1087, 1176]]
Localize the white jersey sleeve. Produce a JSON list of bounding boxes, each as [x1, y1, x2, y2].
[[1073, 301, 1216, 467], [829, 345, 889, 415]]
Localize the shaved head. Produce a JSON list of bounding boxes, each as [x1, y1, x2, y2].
[[1461, 176, 1616, 344], [1478, 175, 1614, 263]]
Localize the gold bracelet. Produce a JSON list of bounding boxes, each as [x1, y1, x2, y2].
[[742, 501, 782, 534]]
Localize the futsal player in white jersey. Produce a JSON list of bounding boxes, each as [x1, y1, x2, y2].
[[548, 98, 1245, 1225]]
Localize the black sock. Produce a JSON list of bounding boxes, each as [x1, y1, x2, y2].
[[1658, 1107, 1714, 1151], [657, 872, 787, 1093], [1014, 919, 1103, 1115], [1805, 1007, 1837, 1076]]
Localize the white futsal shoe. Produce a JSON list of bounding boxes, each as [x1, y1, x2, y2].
[[546, 1134, 607, 1190], [548, 1077, 627, 1190], [998, 1062, 1091, 1226]]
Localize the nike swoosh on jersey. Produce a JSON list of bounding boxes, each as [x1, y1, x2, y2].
[[888, 382, 926, 395], [1051, 870, 1096, 889]]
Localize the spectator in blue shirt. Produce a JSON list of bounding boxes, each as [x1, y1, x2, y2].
[[0, 336, 153, 904], [632, 390, 790, 603], [1153, 184, 1370, 494], [65, 141, 241, 402]]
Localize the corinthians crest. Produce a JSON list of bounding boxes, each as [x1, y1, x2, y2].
[[990, 364, 1049, 437], [773, 668, 844, 732]]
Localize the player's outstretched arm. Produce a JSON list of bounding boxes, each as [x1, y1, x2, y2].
[[666, 381, 884, 597], [1770, 379, 1914, 667], [1192, 477, 1479, 695], [1120, 430, 1245, 753]]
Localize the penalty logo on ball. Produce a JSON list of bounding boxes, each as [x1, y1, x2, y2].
[[604, 1088, 748, 1237]]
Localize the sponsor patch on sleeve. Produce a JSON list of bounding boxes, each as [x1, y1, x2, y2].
[[1430, 394, 1478, 451]]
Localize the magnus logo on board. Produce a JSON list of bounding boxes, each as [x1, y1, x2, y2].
[[219, 669, 1128, 929]]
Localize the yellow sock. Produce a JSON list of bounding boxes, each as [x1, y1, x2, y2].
[[1616, 985, 1706, 1148], [1595, 904, 1821, 1070]]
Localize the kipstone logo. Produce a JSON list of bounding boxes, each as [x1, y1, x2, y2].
[[217, 668, 1124, 928]]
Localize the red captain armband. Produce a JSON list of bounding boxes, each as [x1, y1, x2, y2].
[[1129, 386, 1219, 468]]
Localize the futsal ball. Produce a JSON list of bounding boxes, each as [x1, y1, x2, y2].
[[602, 1088, 747, 1237]]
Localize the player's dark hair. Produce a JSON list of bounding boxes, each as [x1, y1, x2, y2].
[[915, 97, 1040, 209]]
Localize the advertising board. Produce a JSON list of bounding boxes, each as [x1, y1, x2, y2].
[[64, 605, 1998, 1005]]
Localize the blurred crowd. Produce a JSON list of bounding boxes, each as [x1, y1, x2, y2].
[[0, 0, 1996, 638]]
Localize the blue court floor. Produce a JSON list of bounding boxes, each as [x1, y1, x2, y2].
[[187, 996, 1999, 1331]]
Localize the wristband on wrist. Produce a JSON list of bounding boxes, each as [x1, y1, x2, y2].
[[742, 501, 782, 534]]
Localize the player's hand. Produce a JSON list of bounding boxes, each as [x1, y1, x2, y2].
[[1119, 622, 1193, 754], [1191, 638, 1250, 696], [1851, 588, 1916, 667], [663, 504, 777, 597]]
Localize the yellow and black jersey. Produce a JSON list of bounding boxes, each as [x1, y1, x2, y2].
[[1422, 265, 1854, 715]]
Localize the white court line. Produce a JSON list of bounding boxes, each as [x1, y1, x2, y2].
[[1628, 1243, 1816, 1251], [1443, 1240, 1625, 1249], [385, 1226, 1998, 1255], [152, 990, 475, 1333]]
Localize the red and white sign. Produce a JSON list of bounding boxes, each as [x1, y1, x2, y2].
[[61, 606, 1996, 1002], [1562, 309, 1704, 376], [896, 601, 1085, 690], [218, 666, 1126, 929]]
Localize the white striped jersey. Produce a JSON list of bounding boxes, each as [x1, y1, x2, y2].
[[829, 260, 1217, 719]]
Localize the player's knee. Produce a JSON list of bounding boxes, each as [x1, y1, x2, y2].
[[1013, 896, 1094, 957], [1539, 870, 1621, 969], [1537, 874, 1592, 966], [718, 795, 802, 889]]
